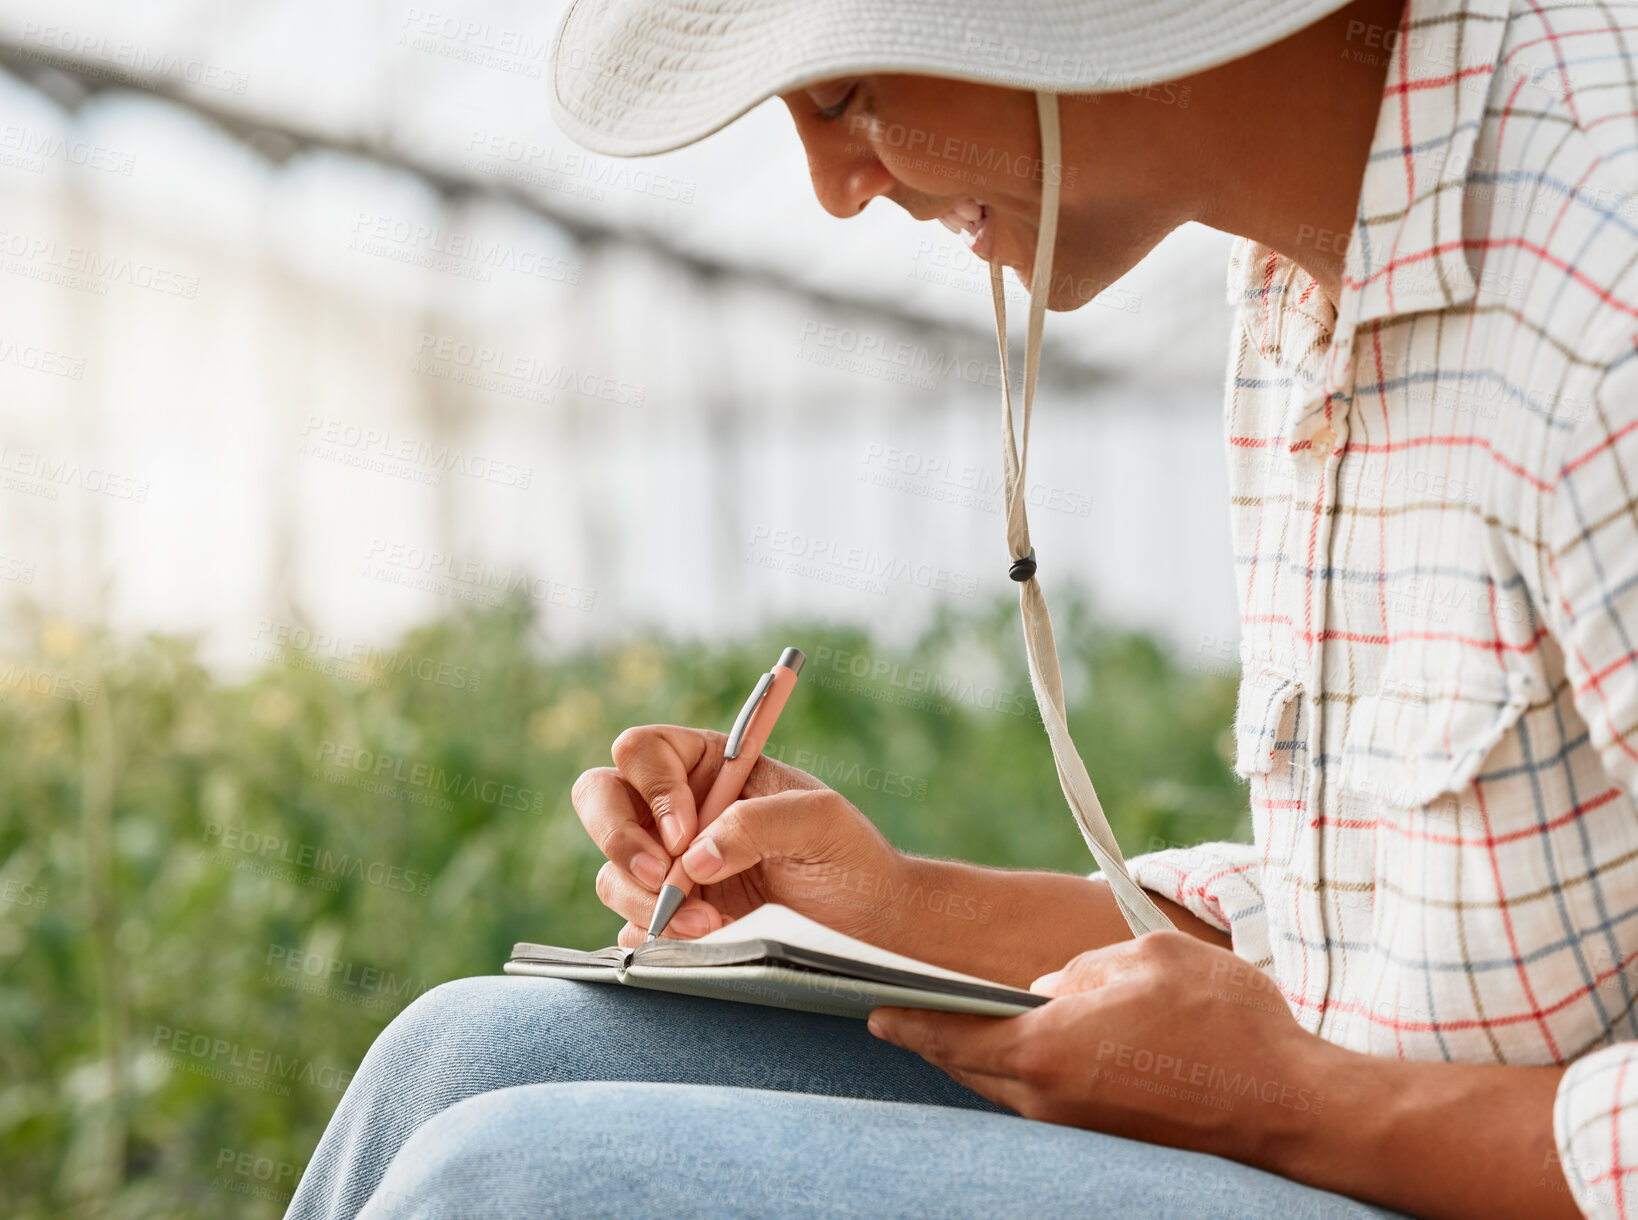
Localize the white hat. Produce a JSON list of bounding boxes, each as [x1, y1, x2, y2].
[[549, 0, 1353, 156]]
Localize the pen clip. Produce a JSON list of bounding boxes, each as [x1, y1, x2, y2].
[[724, 670, 775, 760]]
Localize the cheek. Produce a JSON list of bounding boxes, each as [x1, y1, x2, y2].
[[852, 121, 933, 183], [859, 122, 1026, 200]]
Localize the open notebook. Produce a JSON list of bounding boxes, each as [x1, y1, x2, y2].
[[504, 904, 1046, 1020]]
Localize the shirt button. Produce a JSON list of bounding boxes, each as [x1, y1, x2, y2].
[[1311, 425, 1338, 458]]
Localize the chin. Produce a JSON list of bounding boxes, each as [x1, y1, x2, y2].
[[1048, 278, 1098, 312], [1015, 264, 1109, 312]]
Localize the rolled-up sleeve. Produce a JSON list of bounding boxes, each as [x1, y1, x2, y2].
[[1539, 355, 1638, 1220], [1117, 841, 1271, 967], [1554, 1046, 1638, 1219]]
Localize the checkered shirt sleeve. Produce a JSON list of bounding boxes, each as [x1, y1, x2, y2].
[[1124, 844, 1274, 972], [1545, 355, 1638, 1219]]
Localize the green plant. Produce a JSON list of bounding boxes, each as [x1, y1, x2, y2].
[[0, 593, 1243, 1219]]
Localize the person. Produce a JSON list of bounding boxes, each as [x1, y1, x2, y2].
[[284, 0, 1638, 1216]]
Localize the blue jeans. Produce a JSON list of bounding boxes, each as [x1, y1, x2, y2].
[[284, 976, 1413, 1220]]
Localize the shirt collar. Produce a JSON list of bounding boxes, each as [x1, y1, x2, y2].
[[1342, 0, 1512, 327], [1228, 0, 1513, 453]]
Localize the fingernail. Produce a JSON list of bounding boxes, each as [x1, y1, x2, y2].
[[658, 814, 681, 853], [866, 1016, 885, 1039], [672, 907, 710, 937], [1029, 970, 1062, 995], [681, 836, 723, 882], [632, 853, 667, 890]]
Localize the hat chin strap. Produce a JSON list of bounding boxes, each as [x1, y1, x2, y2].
[[988, 92, 1173, 938]]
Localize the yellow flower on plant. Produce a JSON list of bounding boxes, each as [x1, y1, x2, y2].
[[612, 641, 665, 705], [40, 620, 79, 660], [529, 688, 603, 752], [251, 687, 300, 731]]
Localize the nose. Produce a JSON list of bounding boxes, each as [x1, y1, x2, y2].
[[803, 132, 897, 219]]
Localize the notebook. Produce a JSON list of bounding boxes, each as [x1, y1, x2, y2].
[[504, 903, 1046, 1019]]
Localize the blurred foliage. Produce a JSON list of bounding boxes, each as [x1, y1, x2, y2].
[[0, 592, 1243, 1218]]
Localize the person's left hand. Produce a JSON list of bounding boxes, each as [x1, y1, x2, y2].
[[868, 931, 1334, 1163]]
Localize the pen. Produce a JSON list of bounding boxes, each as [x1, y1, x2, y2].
[[647, 645, 805, 940]]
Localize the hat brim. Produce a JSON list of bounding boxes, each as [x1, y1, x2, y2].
[[550, 0, 1354, 157]]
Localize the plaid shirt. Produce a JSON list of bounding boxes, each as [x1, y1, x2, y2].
[[1120, 1, 1638, 1214]]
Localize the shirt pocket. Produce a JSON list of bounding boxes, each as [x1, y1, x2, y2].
[[1329, 664, 1541, 1058], [1334, 667, 1537, 809]]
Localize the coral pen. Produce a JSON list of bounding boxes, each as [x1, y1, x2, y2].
[[646, 646, 805, 940]]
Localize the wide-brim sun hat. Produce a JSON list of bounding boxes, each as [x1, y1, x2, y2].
[[550, 0, 1355, 156]]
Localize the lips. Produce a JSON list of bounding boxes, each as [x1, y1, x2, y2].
[[938, 199, 993, 260]]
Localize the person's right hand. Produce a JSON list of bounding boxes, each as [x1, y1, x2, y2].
[[572, 723, 909, 949]]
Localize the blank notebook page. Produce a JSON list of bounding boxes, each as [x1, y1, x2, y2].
[[691, 904, 1013, 990]]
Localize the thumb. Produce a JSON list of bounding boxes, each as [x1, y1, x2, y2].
[[1030, 939, 1144, 997], [679, 788, 845, 886]]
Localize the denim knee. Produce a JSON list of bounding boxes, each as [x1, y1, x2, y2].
[[354, 1083, 629, 1220], [287, 979, 618, 1220], [350, 976, 579, 1109]]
